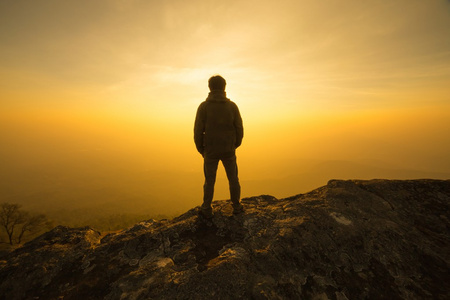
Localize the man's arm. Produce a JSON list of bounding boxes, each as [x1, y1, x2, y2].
[[234, 104, 243, 148], [194, 103, 206, 155]]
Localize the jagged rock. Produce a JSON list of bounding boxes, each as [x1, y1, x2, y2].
[[0, 179, 449, 299]]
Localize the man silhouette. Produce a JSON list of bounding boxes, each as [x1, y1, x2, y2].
[[194, 75, 244, 218]]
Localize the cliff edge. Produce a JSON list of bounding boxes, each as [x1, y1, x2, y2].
[[0, 179, 449, 299]]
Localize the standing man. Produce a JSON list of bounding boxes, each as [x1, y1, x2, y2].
[[194, 75, 244, 218]]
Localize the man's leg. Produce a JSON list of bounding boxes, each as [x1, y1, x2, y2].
[[202, 157, 219, 216], [222, 155, 242, 211]]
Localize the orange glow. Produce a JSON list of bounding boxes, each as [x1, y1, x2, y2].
[[1, 0, 449, 218]]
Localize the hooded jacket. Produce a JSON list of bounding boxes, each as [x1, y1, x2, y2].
[[194, 90, 243, 159]]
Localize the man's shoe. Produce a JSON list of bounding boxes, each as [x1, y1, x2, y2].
[[199, 208, 213, 219], [232, 204, 245, 215]]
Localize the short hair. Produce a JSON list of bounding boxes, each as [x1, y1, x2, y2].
[[208, 75, 226, 91]]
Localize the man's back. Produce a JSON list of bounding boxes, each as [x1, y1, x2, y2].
[[194, 90, 243, 159]]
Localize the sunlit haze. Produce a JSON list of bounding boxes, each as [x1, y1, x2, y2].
[[1, 0, 449, 221]]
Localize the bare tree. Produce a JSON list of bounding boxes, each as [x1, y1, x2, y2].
[[16, 213, 48, 244], [0, 203, 26, 245], [0, 203, 49, 245]]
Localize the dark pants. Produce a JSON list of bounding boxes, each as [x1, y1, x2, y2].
[[202, 155, 241, 210]]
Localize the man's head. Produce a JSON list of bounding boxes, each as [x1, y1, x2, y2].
[[208, 75, 226, 91]]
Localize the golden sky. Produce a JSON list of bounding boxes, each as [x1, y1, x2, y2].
[[1, 0, 450, 207]]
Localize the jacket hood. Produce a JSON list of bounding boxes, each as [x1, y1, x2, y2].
[[206, 90, 230, 102]]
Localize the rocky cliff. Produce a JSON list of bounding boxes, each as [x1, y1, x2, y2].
[[0, 179, 449, 299]]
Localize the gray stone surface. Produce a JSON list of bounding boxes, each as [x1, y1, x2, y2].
[[0, 179, 449, 299]]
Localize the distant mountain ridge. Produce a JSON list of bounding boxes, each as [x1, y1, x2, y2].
[[0, 179, 449, 299]]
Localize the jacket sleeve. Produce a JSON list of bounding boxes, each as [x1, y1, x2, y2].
[[234, 104, 244, 148], [194, 103, 206, 155]]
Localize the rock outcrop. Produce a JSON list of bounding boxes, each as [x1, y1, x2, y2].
[[0, 179, 449, 299]]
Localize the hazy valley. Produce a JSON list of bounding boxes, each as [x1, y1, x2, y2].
[[2, 157, 448, 232]]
